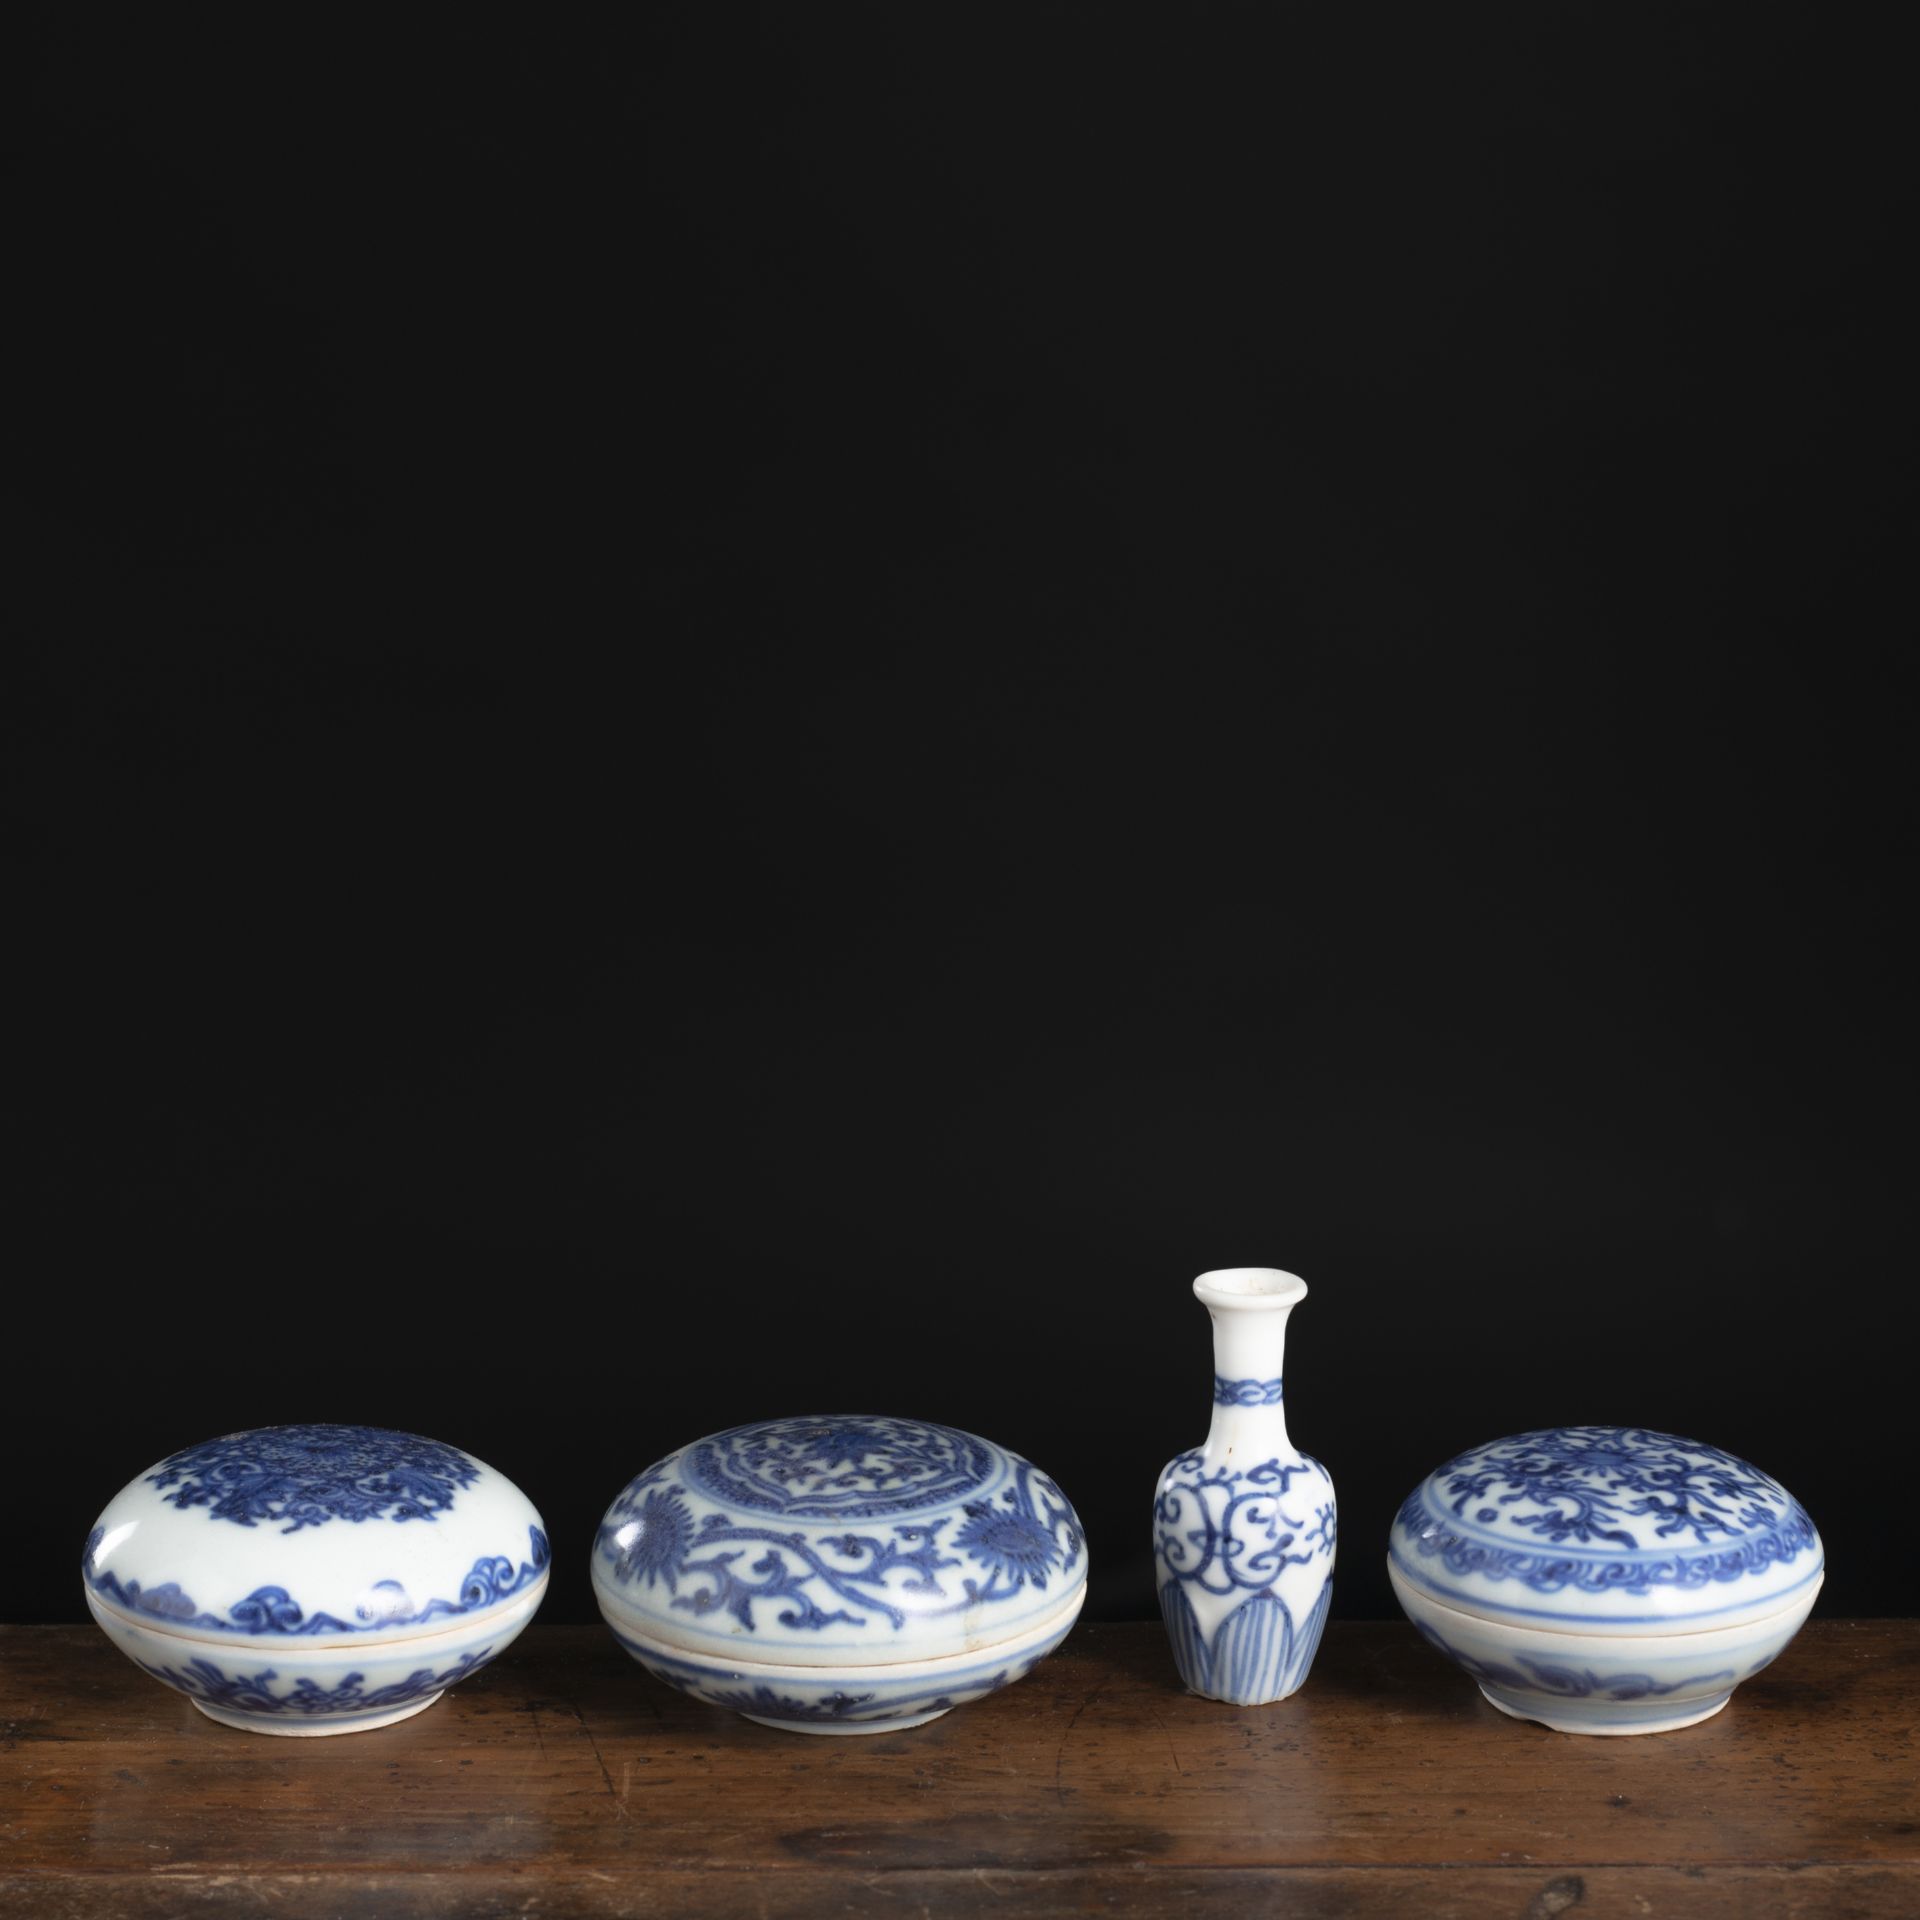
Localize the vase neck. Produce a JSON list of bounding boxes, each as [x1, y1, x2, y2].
[[1203, 1300, 1295, 1460]]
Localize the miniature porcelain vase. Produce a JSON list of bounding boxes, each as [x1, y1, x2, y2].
[[1154, 1268, 1336, 1704]]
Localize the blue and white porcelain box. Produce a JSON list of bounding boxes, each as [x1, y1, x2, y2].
[[84, 1424, 549, 1735], [592, 1415, 1088, 1734], [1389, 1425, 1824, 1734]]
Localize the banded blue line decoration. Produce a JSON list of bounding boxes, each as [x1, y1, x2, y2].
[[84, 1524, 549, 1635], [1212, 1376, 1284, 1406]]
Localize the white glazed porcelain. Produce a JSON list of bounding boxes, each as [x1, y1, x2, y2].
[[1154, 1268, 1337, 1704], [592, 1415, 1087, 1733], [1388, 1560, 1822, 1735], [1389, 1426, 1824, 1734], [84, 1424, 548, 1735], [607, 1585, 1087, 1734]]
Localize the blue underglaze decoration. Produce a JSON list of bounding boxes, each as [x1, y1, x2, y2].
[[1436, 1427, 1796, 1549], [1395, 1426, 1818, 1596], [1154, 1454, 1336, 1595], [680, 1417, 995, 1519], [612, 1627, 1057, 1724], [144, 1425, 482, 1532], [1154, 1452, 1335, 1701], [1212, 1376, 1284, 1406], [84, 1524, 549, 1635], [1409, 1619, 1736, 1702], [1159, 1578, 1331, 1704], [707, 1685, 881, 1723], [599, 1421, 1083, 1634], [136, 1646, 495, 1718]]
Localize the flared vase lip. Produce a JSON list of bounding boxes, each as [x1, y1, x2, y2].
[[1192, 1267, 1307, 1311]]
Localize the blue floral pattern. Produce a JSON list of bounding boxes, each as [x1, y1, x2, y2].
[[1396, 1426, 1818, 1597], [136, 1647, 495, 1718], [144, 1425, 481, 1533], [680, 1417, 995, 1519], [85, 1524, 549, 1635], [599, 1419, 1083, 1636], [1438, 1427, 1796, 1548]]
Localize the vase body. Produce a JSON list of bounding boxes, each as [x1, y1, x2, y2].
[[1154, 1268, 1336, 1704]]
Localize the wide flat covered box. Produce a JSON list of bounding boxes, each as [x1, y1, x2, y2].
[[592, 1413, 1087, 1733], [1389, 1423, 1823, 1733], [85, 1423, 548, 1734]]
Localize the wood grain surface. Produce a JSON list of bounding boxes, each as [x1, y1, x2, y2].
[[3, 1621, 1914, 1916]]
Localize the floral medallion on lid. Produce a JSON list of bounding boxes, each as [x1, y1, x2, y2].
[[591, 1414, 1088, 1730]]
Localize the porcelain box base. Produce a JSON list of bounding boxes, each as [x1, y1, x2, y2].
[[1388, 1561, 1822, 1737], [85, 1581, 545, 1738], [603, 1587, 1086, 1736]]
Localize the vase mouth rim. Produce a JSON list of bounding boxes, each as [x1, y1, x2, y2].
[[1192, 1267, 1306, 1310]]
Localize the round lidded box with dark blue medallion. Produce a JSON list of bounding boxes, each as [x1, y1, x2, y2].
[[84, 1424, 548, 1735], [592, 1415, 1088, 1733]]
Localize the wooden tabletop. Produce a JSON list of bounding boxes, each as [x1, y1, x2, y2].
[[2, 1620, 1914, 1916]]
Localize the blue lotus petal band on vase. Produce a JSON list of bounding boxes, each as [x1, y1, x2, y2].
[[84, 1524, 551, 1636]]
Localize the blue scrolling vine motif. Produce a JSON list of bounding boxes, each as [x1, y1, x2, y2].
[[1154, 1454, 1334, 1596], [1435, 1427, 1796, 1550], [85, 1524, 549, 1635], [1212, 1377, 1284, 1406], [680, 1417, 995, 1519], [599, 1419, 1083, 1635], [144, 1425, 481, 1532], [1395, 1426, 1818, 1596]]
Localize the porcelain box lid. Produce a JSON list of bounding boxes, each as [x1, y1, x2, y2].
[[84, 1424, 549, 1647], [1389, 1425, 1823, 1636], [591, 1414, 1087, 1667]]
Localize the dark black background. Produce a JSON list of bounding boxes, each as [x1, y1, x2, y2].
[[7, 8, 1911, 1628]]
